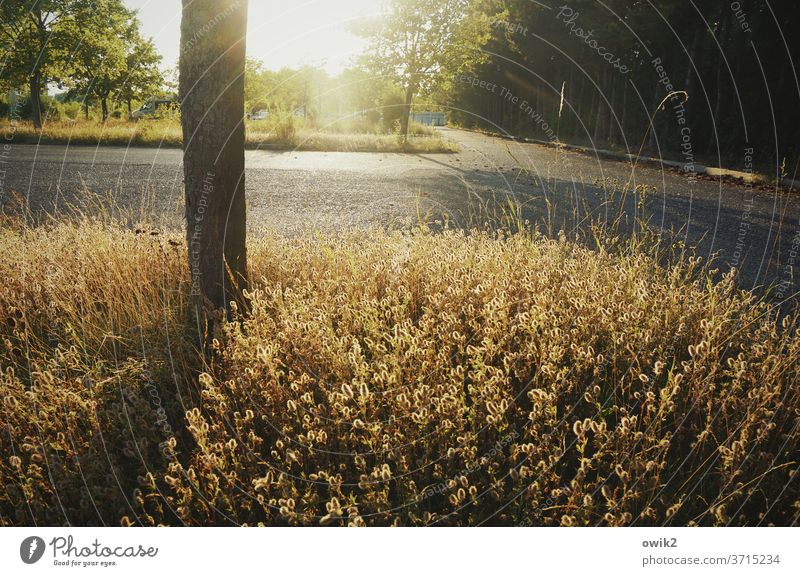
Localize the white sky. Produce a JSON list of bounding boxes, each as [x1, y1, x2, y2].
[[124, 0, 386, 75]]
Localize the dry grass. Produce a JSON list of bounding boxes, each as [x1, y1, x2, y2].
[[0, 216, 798, 526], [3, 118, 184, 148], [254, 129, 458, 153], [1, 118, 457, 153]]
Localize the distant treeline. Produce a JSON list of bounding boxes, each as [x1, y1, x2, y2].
[[1, 0, 164, 126], [448, 0, 798, 169]]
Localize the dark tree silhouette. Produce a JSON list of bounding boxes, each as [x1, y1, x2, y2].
[[448, 0, 799, 167], [179, 0, 249, 330]]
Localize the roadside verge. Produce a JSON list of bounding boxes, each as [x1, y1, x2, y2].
[[464, 127, 799, 191]]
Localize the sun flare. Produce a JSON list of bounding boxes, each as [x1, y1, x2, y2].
[[127, 0, 386, 73]]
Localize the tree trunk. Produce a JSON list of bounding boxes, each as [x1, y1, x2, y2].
[[683, 27, 702, 122], [29, 73, 42, 129], [29, 4, 45, 129], [400, 82, 415, 141], [84, 102, 90, 121], [180, 0, 249, 330], [646, 86, 661, 154], [621, 80, 628, 145], [607, 72, 617, 144], [101, 96, 109, 123], [127, 98, 132, 119], [707, 6, 729, 155]]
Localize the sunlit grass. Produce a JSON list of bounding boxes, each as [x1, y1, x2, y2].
[[1, 118, 457, 153], [1, 209, 797, 526]]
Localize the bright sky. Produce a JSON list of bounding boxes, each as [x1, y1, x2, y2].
[[124, 0, 386, 75]]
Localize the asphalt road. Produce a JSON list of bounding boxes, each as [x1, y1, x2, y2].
[[2, 128, 799, 298]]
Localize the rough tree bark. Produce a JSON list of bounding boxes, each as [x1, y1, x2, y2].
[[28, 4, 46, 130], [179, 0, 249, 331], [100, 95, 109, 123], [399, 81, 416, 141], [29, 72, 42, 129]]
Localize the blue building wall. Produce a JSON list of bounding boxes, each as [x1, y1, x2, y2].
[[411, 111, 446, 126]]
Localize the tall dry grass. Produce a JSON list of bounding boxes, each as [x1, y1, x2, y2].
[[0, 118, 456, 153], [0, 214, 798, 526]]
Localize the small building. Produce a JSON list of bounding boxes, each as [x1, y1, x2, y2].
[[411, 111, 446, 126]]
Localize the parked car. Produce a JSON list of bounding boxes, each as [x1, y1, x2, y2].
[[132, 98, 177, 120], [247, 110, 268, 121]]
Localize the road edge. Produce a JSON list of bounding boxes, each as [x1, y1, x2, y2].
[[454, 127, 799, 191]]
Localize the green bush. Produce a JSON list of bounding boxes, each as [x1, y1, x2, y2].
[[379, 85, 405, 133], [55, 101, 83, 121]]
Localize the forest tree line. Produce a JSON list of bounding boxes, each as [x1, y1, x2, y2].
[[1, 0, 163, 126], [445, 0, 798, 168]]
